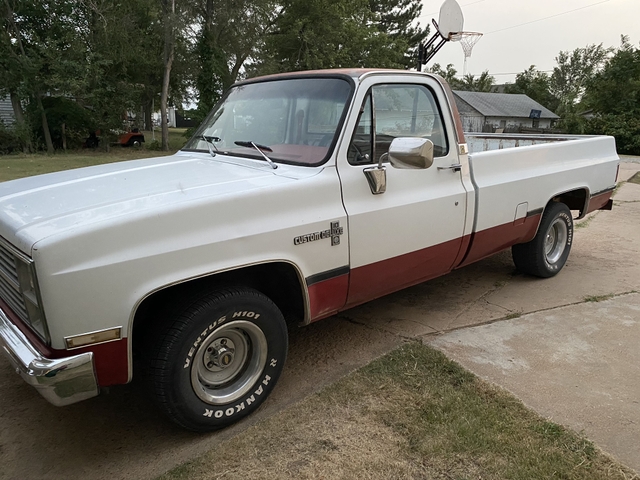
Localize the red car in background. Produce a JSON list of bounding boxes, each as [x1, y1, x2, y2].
[[118, 129, 145, 147]]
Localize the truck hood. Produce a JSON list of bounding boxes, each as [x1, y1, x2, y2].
[[0, 152, 311, 254]]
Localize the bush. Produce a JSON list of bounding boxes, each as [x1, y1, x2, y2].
[[26, 96, 96, 150], [146, 139, 162, 150], [586, 113, 640, 155], [0, 122, 22, 154]]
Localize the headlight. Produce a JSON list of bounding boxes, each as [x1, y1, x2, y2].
[[0, 237, 49, 344], [16, 260, 49, 343]]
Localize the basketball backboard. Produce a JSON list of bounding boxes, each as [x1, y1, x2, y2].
[[438, 0, 464, 39]]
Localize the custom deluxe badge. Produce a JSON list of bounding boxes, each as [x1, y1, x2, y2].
[[294, 221, 344, 246]]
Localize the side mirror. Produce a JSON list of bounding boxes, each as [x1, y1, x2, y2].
[[388, 137, 435, 170]]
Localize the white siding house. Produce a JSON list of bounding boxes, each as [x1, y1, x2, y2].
[[453, 91, 559, 133], [0, 96, 14, 126]]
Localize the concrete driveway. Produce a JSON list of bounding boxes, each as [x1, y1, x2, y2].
[[430, 160, 640, 473], [1, 160, 639, 479]]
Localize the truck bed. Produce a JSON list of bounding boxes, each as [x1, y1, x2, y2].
[[466, 133, 601, 153]]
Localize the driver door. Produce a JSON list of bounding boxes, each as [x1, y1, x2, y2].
[[337, 77, 470, 307]]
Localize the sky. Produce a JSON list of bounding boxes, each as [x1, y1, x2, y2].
[[418, 0, 639, 83]]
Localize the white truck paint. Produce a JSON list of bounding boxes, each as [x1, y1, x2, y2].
[[0, 69, 619, 430]]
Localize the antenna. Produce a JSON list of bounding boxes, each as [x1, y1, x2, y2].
[[451, 32, 483, 76]]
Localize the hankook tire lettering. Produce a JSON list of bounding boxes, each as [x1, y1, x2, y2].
[[201, 372, 276, 420]]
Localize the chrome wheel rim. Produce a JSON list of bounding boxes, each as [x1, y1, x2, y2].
[[545, 218, 568, 265], [191, 320, 267, 405]]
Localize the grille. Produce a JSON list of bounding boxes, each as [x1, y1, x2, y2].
[[0, 241, 29, 322]]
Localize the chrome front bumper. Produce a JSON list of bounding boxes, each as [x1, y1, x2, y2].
[[0, 308, 99, 406]]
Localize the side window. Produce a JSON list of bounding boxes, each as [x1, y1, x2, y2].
[[348, 84, 448, 166], [348, 94, 373, 164]]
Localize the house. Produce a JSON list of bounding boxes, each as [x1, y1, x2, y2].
[[0, 96, 15, 126], [453, 91, 559, 133]]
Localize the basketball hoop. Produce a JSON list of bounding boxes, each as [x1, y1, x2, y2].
[[450, 32, 483, 76]]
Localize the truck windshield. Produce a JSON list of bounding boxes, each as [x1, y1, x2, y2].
[[183, 77, 353, 167]]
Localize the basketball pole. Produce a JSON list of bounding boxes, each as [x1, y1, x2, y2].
[[416, 19, 452, 72]]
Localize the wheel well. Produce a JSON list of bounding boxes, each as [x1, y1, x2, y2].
[[550, 188, 588, 217], [131, 262, 305, 358]]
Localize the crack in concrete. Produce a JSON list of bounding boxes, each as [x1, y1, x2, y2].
[[422, 290, 639, 340], [335, 286, 637, 345], [444, 278, 515, 330]]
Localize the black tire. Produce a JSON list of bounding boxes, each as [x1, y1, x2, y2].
[[147, 287, 288, 432], [130, 136, 143, 147], [512, 202, 573, 278]]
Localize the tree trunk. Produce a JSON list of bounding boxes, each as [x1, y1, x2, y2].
[[36, 94, 54, 154], [9, 91, 32, 153], [61, 122, 66, 151], [161, 0, 175, 152], [146, 100, 153, 132]]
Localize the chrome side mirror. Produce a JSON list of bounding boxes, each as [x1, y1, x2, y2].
[[363, 165, 386, 194], [388, 138, 434, 169]]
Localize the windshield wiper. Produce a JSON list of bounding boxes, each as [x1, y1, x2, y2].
[[234, 140, 278, 170], [202, 135, 221, 157]]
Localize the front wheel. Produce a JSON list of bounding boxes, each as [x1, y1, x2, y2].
[[512, 202, 573, 278], [147, 287, 288, 431]]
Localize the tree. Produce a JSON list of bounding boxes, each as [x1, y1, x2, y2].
[[550, 44, 612, 117], [429, 64, 494, 92], [369, 0, 429, 69], [254, 0, 428, 75], [585, 36, 640, 116], [584, 36, 640, 155], [0, 2, 31, 152], [81, 0, 164, 146], [0, 0, 70, 153], [458, 71, 495, 92], [429, 63, 462, 89], [505, 66, 559, 113], [161, 0, 176, 151], [192, 0, 277, 114], [0, 0, 172, 153]]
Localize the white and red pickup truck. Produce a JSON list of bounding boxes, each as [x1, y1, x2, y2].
[[0, 69, 619, 431]]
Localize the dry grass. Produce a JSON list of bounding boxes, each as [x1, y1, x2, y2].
[[628, 172, 640, 185], [158, 343, 638, 480]]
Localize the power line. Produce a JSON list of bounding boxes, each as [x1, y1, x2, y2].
[[485, 0, 610, 35], [454, 70, 554, 78], [479, 70, 553, 76], [417, 0, 486, 21]]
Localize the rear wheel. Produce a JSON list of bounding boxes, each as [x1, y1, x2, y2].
[[147, 287, 288, 431], [512, 202, 573, 278]]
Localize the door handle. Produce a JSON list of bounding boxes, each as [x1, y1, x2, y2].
[[437, 164, 462, 172]]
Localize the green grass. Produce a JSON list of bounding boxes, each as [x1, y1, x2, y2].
[[583, 294, 615, 303], [0, 128, 189, 182], [575, 214, 597, 229], [158, 343, 636, 480]]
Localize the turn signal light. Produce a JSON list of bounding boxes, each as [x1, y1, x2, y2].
[[65, 327, 122, 349]]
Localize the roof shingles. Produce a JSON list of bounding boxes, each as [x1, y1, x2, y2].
[[453, 91, 559, 119]]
